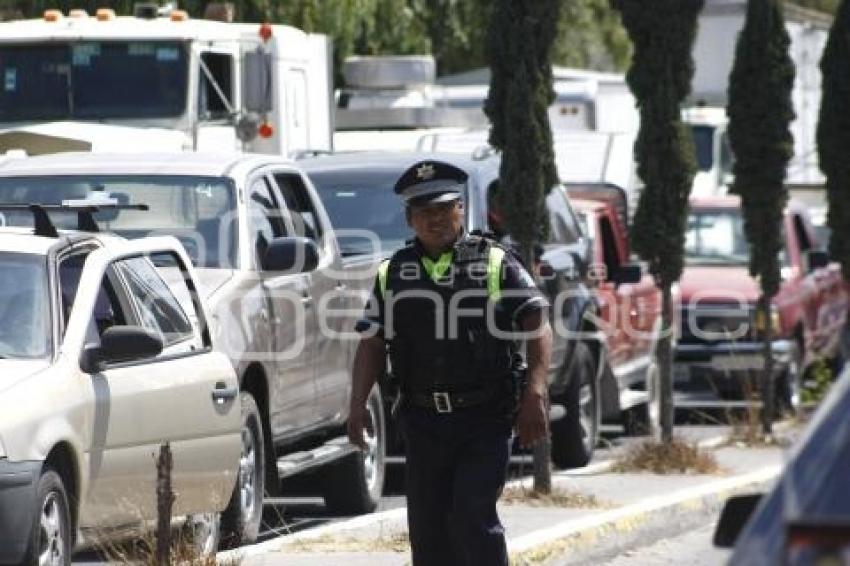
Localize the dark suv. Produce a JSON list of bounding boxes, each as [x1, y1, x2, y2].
[[300, 151, 628, 468]]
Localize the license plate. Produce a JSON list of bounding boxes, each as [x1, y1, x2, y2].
[[711, 354, 765, 371]]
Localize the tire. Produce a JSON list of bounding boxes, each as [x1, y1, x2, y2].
[[551, 341, 599, 469], [322, 385, 386, 514], [182, 512, 221, 557], [23, 468, 72, 566], [220, 392, 265, 549], [776, 342, 804, 417]]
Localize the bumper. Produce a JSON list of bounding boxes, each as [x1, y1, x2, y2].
[[0, 460, 41, 564], [674, 339, 794, 397]]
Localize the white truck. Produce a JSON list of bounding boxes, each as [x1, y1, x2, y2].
[[333, 56, 641, 205], [687, 0, 831, 197], [0, 5, 333, 157]]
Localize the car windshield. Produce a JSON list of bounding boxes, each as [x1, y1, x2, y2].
[[306, 168, 420, 256], [0, 175, 238, 268], [685, 209, 751, 265], [0, 41, 188, 121], [0, 252, 50, 359]]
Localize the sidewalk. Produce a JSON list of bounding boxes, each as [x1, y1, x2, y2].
[[221, 427, 792, 566]]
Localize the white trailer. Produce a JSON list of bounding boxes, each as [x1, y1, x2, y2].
[[687, 0, 831, 196], [0, 6, 333, 157]]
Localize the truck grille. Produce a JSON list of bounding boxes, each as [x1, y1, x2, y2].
[[679, 304, 754, 345]]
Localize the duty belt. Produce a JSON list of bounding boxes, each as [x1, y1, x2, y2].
[[405, 385, 500, 414]]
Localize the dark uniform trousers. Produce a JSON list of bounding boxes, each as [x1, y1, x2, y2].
[[399, 403, 513, 566]]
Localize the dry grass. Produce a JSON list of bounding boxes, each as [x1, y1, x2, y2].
[[283, 530, 410, 554], [613, 436, 721, 475], [500, 486, 609, 509], [91, 519, 239, 566]]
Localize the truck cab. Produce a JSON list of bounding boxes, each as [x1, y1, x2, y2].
[[0, 7, 332, 157], [675, 196, 848, 410], [567, 185, 662, 432]]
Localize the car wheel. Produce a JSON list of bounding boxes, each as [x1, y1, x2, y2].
[[551, 341, 599, 469], [322, 385, 386, 514], [182, 512, 221, 556], [24, 468, 72, 566], [220, 392, 265, 549]]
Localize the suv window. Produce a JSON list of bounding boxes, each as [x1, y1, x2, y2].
[[115, 256, 193, 347], [599, 217, 621, 280], [274, 173, 324, 242], [546, 188, 582, 245], [248, 176, 287, 268]]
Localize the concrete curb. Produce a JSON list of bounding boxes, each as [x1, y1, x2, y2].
[[508, 464, 781, 564]]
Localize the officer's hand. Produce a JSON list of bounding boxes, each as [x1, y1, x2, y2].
[[347, 404, 369, 451], [515, 387, 547, 449]]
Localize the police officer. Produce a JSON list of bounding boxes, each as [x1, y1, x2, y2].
[[348, 160, 553, 566]]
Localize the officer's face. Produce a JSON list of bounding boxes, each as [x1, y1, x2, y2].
[[407, 199, 464, 251]]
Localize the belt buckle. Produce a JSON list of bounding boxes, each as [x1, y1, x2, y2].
[[433, 392, 453, 414]]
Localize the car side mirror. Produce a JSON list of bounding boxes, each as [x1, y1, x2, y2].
[[615, 262, 642, 286], [713, 493, 762, 548], [80, 326, 164, 373], [805, 250, 829, 273], [263, 236, 319, 273]]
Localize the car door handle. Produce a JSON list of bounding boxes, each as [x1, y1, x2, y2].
[[211, 383, 238, 405]]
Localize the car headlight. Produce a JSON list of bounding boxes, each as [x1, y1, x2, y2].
[[752, 306, 781, 333]]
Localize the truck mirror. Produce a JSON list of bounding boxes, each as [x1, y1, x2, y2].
[[713, 493, 762, 548], [263, 236, 319, 273], [615, 262, 642, 285], [244, 47, 273, 114], [805, 250, 829, 273]]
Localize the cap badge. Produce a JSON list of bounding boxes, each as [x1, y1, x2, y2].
[[416, 163, 436, 180]]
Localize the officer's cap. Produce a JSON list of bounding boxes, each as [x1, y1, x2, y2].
[[394, 160, 467, 206]]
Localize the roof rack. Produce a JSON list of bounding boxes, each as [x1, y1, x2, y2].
[[0, 203, 148, 238]]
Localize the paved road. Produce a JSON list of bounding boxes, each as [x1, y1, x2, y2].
[[597, 522, 730, 566]]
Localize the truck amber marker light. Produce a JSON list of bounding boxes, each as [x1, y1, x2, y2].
[[43, 9, 62, 22], [95, 8, 116, 21], [258, 122, 274, 138]]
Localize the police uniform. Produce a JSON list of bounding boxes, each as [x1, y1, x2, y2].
[[357, 161, 548, 566]]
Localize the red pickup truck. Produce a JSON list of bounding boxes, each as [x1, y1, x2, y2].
[[674, 196, 848, 410], [566, 185, 663, 432]]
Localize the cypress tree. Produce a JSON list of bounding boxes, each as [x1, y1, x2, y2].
[[818, 0, 850, 282], [484, 0, 560, 493], [727, 0, 795, 435], [613, 0, 703, 444]]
